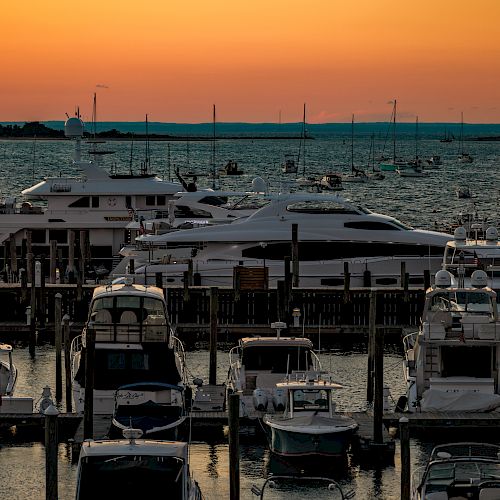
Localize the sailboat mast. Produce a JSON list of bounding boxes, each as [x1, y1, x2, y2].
[[415, 116, 419, 159], [393, 99, 397, 162], [211, 104, 216, 189], [144, 114, 150, 174], [302, 103, 306, 176], [92, 93, 97, 138], [351, 114, 354, 173], [461, 111, 464, 154]]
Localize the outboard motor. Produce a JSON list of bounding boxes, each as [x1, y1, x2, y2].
[[272, 388, 287, 412], [252, 389, 268, 411]]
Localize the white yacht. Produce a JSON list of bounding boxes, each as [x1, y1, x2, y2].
[[227, 334, 321, 418], [70, 281, 187, 415], [75, 428, 202, 500], [403, 270, 500, 412], [442, 226, 500, 292], [0, 116, 186, 276], [120, 192, 452, 288]]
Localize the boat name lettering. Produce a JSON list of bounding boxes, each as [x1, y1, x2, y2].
[[117, 391, 144, 399], [104, 216, 133, 221]]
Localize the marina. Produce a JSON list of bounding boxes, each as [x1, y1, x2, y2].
[[1, 116, 500, 500]]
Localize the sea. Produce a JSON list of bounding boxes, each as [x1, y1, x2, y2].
[[0, 129, 499, 499]]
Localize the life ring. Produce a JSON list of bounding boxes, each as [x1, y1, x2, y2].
[[107, 197, 117, 207]]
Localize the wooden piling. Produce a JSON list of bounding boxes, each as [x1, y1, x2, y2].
[[129, 258, 135, 274], [187, 259, 194, 286], [83, 325, 95, 440], [399, 416, 410, 500], [63, 315, 72, 413], [228, 393, 240, 500], [155, 271, 163, 289], [50, 240, 57, 284], [183, 271, 190, 303], [423, 269, 431, 290], [79, 230, 87, 282], [39, 255, 46, 327], [9, 233, 18, 276], [367, 291, 376, 403], [363, 269, 372, 287], [45, 404, 59, 500], [29, 258, 36, 357], [291, 223, 299, 288], [54, 293, 62, 402], [343, 262, 351, 302], [26, 231, 33, 282], [277, 280, 286, 324], [67, 230, 76, 282], [209, 287, 218, 386], [374, 306, 384, 444], [400, 261, 406, 289]]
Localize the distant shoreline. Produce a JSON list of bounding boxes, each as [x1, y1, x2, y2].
[[0, 135, 308, 141]]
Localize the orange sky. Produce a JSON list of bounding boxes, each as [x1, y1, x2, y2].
[[1, 0, 499, 123]]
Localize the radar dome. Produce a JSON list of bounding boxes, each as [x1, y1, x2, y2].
[[435, 270, 452, 288], [64, 117, 84, 138], [453, 226, 467, 241], [471, 270, 488, 288], [485, 227, 499, 241], [252, 176, 268, 193]]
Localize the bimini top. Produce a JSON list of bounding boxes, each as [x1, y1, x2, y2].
[[79, 438, 188, 459], [91, 283, 165, 301], [240, 337, 313, 348]]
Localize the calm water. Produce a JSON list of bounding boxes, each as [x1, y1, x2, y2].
[[0, 137, 499, 498]]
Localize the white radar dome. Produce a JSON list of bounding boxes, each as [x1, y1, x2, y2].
[[453, 226, 467, 241], [64, 117, 84, 138], [471, 270, 488, 288], [485, 227, 499, 241], [435, 270, 452, 288], [252, 176, 268, 193]]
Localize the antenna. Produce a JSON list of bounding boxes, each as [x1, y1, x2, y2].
[[211, 104, 216, 189], [129, 133, 134, 175]]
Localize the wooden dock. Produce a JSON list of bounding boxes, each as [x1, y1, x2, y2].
[[383, 411, 500, 429]]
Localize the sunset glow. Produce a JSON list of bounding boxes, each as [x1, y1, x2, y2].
[[1, 0, 499, 122]]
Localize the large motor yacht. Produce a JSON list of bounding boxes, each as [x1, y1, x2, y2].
[[0, 116, 185, 275], [118, 192, 452, 288], [403, 269, 500, 412]]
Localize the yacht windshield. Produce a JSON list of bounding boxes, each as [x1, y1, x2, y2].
[[242, 346, 313, 372], [77, 455, 184, 500], [90, 296, 166, 324], [292, 389, 329, 411]]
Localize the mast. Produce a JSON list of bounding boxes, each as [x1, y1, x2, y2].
[[141, 114, 150, 176], [302, 103, 306, 176], [32, 135, 37, 181], [211, 104, 216, 189], [393, 99, 397, 162], [129, 134, 134, 175], [415, 116, 419, 160], [460, 111, 464, 154], [351, 114, 354, 173], [92, 93, 97, 139], [167, 143, 171, 181]]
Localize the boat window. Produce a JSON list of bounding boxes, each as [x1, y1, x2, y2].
[[286, 201, 360, 215], [91, 196, 99, 208], [48, 229, 68, 244], [77, 455, 184, 500], [242, 345, 312, 372], [146, 195, 156, 206], [441, 346, 491, 378], [126, 196, 132, 208], [157, 195, 166, 206], [174, 205, 213, 218], [198, 196, 228, 206], [242, 241, 444, 261], [31, 229, 46, 244], [89, 296, 165, 323], [344, 221, 400, 231], [292, 389, 329, 411], [75, 345, 181, 389], [69, 196, 90, 208]]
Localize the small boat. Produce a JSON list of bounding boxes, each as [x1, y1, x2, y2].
[[263, 371, 358, 457], [440, 127, 454, 143], [379, 100, 409, 171], [0, 343, 17, 396], [456, 185, 472, 199], [75, 428, 202, 500], [367, 134, 385, 180], [412, 442, 500, 500], [318, 173, 343, 190], [424, 155, 443, 167], [342, 115, 369, 183], [219, 160, 244, 176], [111, 382, 187, 439], [281, 155, 298, 174], [227, 335, 322, 417], [397, 165, 428, 177]]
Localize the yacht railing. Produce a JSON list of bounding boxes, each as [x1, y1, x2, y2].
[[169, 333, 188, 384], [423, 318, 500, 342], [91, 322, 169, 343], [228, 346, 242, 389]]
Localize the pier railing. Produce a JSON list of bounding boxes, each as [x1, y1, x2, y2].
[[0, 283, 426, 332]]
